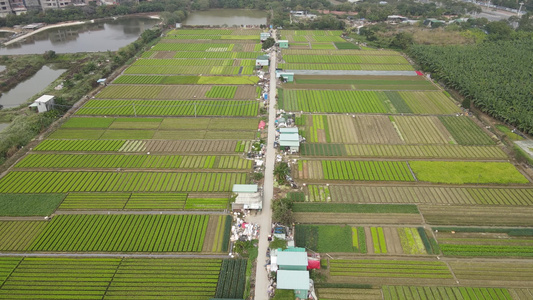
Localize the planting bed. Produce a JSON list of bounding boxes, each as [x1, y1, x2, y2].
[[0, 257, 223, 298], [382, 286, 514, 300], [94, 85, 257, 100], [16, 154, 252, 170], [296, 160, 414, 181], [281, 90, 459, 114], [0, 171, 246, 193], [76, 100, 259, 117], [307, 185, 533, 205]]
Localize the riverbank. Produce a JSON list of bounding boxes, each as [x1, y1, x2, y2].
[[4, 21, 86, 46]]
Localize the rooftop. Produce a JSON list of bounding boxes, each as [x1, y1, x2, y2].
[[276, 270, 310, 290]]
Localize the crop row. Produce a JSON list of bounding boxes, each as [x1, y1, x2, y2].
[[0, 221, 47, 251], [301, 144, 507, 159], [0, 171, 246, 193], [173, 51, 260, 59], [133, 58, 234, 66], [95, 85, 256, 100], [310, 185, 533, 206], [284, 54, 409, 64], [34, 140, 126, 151], [440, 244, 533, 257], [295, 224, 355, 253], [16, 154, 252, 170], [329, 259, 453, 279], [439, 116, 495, 145], [29, 214, 209, 252], [282, 49, 402, 56], [371, 227, 387, 254], [57, 192, 229, 211], [0, 257, 223, 299], [279, 63, 415, 71], [383, 286, 513, 300], [205, 86, 237, 99], [125, 65, 254, 75], [296, 160, 414, 181], [164, 34, 258, 40], [215, 259, 247, 299], [281, 30, 343, 36], [398, 227, 427, 255], [76, 100, 259, 117], [152, 43, 235, 51], [113, 75, 259, 85], [62, 117, 259, 130]]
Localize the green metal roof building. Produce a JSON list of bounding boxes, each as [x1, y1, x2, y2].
[[277, 270, 309, 299], [278, 40, 289, 48]]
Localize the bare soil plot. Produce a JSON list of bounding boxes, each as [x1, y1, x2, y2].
[[153, 51, 176, 59], [419, 205, 533, 226], [144, 140, 238, 153], [293, 212, 424, 225], [352, 115, 403, 144], [449, 260, 533, 287]]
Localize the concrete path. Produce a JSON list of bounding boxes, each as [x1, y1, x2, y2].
[[254, 32, 278, 300]]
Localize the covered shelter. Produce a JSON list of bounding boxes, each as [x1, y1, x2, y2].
[[232, 184, 262, 210], [29, 95, 54, 113], [260, 32, 271, 41], [279, 127, 300, 152], [278, 40, 289, 48], [277, 72, 294, 83], [256, 55, 270, 68], [276, 270, 310, 299]]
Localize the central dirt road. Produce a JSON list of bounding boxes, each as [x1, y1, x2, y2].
[[254, 31, 277, 300]]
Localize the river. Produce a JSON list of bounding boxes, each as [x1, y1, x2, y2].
[[0, 17, 160, 55], [184, 10, 267, 26]]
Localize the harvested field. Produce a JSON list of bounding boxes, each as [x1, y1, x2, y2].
[[449, 260, 533, 287], [419, 205, 533, 226], [393, 116, 452, 144], [301, 143, 507, 159], [317, 288, 382, 300], [95, 85, 257, 100], [293, 212, 424, 225], [311, 185, 533, 206]]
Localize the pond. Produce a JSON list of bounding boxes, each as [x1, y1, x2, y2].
[[184, 10, 267, 26], [0, 65, 65, 108], [0, 17, 160, 55]]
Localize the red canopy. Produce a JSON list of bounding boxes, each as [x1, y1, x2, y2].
[[307, 259, 320, 270], [258, 121, 266, 130], [416, 71, 423, 76]]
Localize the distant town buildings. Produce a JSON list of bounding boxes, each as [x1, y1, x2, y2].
[[0, 0, 96, 17]]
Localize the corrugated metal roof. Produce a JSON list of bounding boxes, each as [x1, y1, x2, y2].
[[280, 133, 299, 141], [279, 141, 300, 147], [277, 270, 309, 290], [35, 95, 54, 103], [257, 55, 270, 60], [232, 184, 258, 193], [277, 251, 307, 266], [280, 127, 298, 133]]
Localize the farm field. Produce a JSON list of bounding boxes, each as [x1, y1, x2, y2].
[[16, 154, 252, 170], [278, 29, 533, 297], [75, 99, 259, 117], [280, 90, 460, 114], [306, 185, 533, 205], [62, 117, 260, 130], [299, 114, 495, 146], [58, 193, 230, 211], [0, 194, 65, 216], [0, 171, 246, 193], [0, 257, 231, 299], [48, 128, 256, 140], [94, 85, 257, 100], [35, 139, 249, 153], [287, 75, 439, 90], [113, 75, 259, 85]]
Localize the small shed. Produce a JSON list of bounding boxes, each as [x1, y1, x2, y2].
[[29, 95, 54, 113], [260, 32, 270, 41], [232, 184, 262, 210], [277, 72, 294, 83], [276, 270, 310, 299], [256, 55, 270, 67], [278, 40, 289, 48], [277, 250, 308, 270]]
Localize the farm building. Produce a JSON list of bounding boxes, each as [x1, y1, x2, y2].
[[276, 270, 310, 299], [279, 127, 300, 152], [260, 32, 271, 41], [256, 55, 270, 68], [272, 247, 308, 271], [278, 40, 289, 48], [28, 95, 54, 113], [232, 184, 262, 210], [276, 72, 294, 83]]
